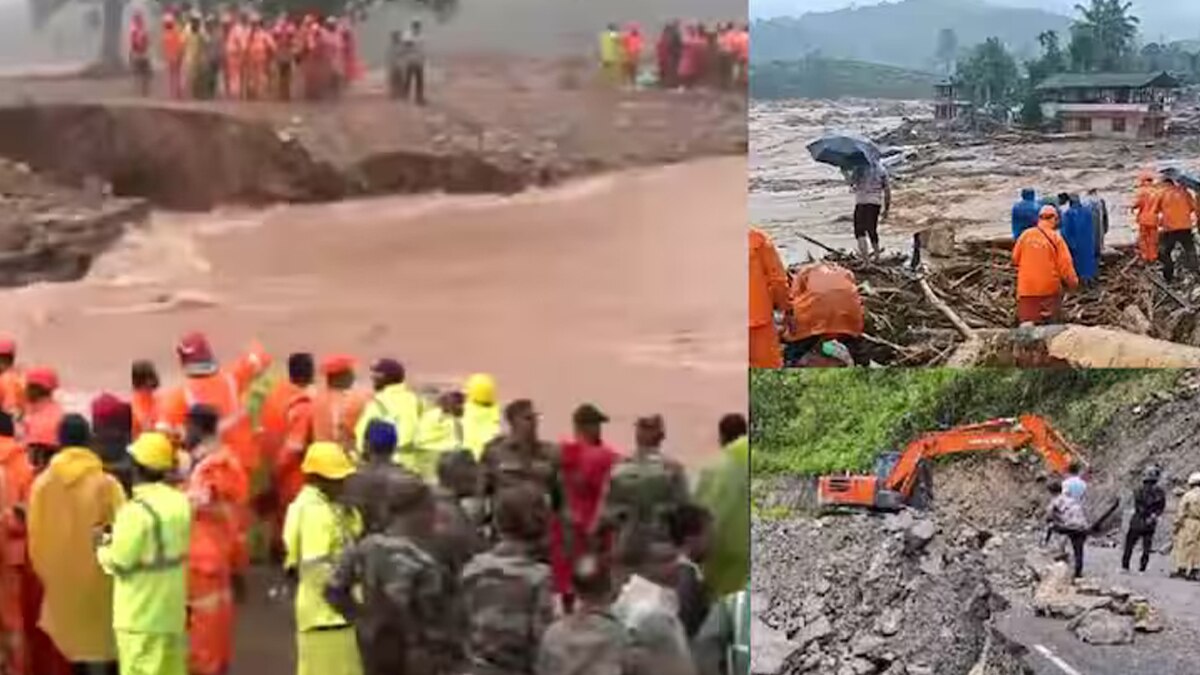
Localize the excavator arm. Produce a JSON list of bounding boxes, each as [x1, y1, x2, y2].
[[818, 414, 1084, 511]]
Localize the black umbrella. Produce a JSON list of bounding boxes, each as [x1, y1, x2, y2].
[[1161, 167, 1200, 192], [806, 134, 881, 170]]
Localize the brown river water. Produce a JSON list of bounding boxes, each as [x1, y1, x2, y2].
[[0, 158, 745, 465]]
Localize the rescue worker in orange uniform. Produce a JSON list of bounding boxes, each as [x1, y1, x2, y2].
[[258, 353, 315, 558], [0, 338, 23, 420], [245, 15, 275, 100], [20, 369, 62, 470], [0, 411, 33, 675], [1012, 205, 1079, 325], [225, 13, 250, 99], [749, 227, 792, 368], [1130, 171, 1161, 263], [130, 360, 161, 438], [310, 355, 367, 458], [160, 332, 268, 481], [184, 404, 249, 675], [162, 13, 186, 99], [783, 262, 865, 367], [1156, 175, 1200, 283]]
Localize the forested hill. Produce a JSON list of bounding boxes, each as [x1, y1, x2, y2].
[[750, 0, 1071, 70], [750, 57, 939, 100]]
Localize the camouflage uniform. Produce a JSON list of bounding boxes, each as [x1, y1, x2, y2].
[[325, 532, 457, 675], [431, 485, 486, 576], [460, 541, 557, 675], [536, 608, 634, 675], [480, 436, 560, 497], [602, 450, 690, 546], [341, 461, 424, 534]]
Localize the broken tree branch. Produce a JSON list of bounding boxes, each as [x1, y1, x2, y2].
[[919, 276, 977, 339]]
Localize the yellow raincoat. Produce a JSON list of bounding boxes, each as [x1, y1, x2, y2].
[[283, 484, 362, 675], [29, 446, 126, 662], [413, 407, 464, 480], [97, 481, 191, 675], [354, 383, 424, 454], [1173, 486, 1200, 573], [462, 401, 500, 459]]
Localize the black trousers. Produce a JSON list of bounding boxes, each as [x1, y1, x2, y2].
[[1159, 229, 1200, 281], [402, 64, 425, 104], [853, 203, 881, 245], [1122, 526, 1155, 571], [1067, 531, 1086, 578]]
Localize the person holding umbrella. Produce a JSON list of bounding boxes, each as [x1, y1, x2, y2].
[[807, 135, 891, 260]]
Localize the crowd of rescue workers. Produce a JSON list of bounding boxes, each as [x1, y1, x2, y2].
[[0, 332, 749, 675], [126, 6, 750, 105], [748, 166, 1200, 368]]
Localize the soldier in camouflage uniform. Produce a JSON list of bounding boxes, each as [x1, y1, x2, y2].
[[602, 415, 690, 554], [480, 399, 560, 508], [461, 484, 557, 675], [536, 553, 635, 675], [325, 475, 458, 675], [432, 449, 486, 575], [342, 419, 425, 534]]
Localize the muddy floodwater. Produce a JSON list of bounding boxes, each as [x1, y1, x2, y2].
[[751, 99, 1200, 265], [0, 158, 744, 464]]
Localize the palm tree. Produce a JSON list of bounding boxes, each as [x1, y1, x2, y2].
[[1072, 0, 1140, 71]]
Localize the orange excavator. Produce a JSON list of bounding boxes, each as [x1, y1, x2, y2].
[[817, 414, 1084, 511]]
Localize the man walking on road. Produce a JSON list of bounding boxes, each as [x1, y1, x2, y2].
[[1171, 472, 1200, 580], [1045, 480, 1089, 579], [1122, 466, 1166, 573]]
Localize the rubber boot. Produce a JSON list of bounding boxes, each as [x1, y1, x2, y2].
[[856, 236, 870, 260]]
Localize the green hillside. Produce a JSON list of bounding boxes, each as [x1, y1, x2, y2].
[[750, 369, 1180, 476], [750, 0, 1071, 70], [750, 56, 940, 100]]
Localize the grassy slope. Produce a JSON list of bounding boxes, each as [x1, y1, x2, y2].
[[750, 369, 1182, 476], [749, 57, 940, 100]]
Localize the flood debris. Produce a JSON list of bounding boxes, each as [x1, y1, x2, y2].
[[807, 238, 1200, 366]]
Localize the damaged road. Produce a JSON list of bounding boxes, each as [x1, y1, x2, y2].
[[751, 372, 1200, 675]]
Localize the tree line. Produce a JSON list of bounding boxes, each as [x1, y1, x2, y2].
[[939, 0, 1197, 128]]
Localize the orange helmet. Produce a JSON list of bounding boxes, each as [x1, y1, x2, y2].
[[1038, 205, 1060, 226]]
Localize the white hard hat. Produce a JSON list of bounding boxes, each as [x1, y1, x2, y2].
[[1189, 472, 1200, 486]]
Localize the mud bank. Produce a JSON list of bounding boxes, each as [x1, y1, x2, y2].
[[0, 155, 148, 286], [0, 103, 548, 210]]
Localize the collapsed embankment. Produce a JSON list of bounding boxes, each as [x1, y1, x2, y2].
[[751, 369, 1200, 674], [0, 103, 542, 210]]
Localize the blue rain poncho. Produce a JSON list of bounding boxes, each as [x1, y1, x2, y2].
[[1011, 188, 1039, 239], [1060, 199, 1098, 282]]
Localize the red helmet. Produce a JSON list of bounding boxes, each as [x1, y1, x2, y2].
[[0, 336, 14, 356], [176, 332, 217, 375], [25, 367, 58, 392]]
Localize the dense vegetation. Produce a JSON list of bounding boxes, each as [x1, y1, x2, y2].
[[750, 57, 940, 100], [750, 369, 1181, 476], [750, 0, 1069, 69]]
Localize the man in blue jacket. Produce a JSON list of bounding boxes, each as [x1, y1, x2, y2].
[[1061, 193, 1098, 283], [1011, 188, 1040, 239]]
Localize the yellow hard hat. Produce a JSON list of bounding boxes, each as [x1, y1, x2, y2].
[[301, 442, 356, 480], [128, 432, 176, 472], [465, 373, 497, 406]]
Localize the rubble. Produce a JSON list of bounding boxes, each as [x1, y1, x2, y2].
[[813, 240, 1200, 366], [1070, 609, 1135, 646]]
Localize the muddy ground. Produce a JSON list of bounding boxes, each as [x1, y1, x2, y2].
[[752, 371, 1200, 675]]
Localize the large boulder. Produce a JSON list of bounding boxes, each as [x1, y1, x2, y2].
[[1070, 609, 1135, 645]]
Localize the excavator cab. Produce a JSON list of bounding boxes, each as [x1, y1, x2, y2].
[[872, 451, 906, 511]]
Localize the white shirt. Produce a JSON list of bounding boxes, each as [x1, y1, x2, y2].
[[613, 574, 695, 675]]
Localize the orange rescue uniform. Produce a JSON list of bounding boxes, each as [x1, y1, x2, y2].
[[784, 263, 865, 343], [749, 228, 790, 368], [258, 381, 311, 543], [130, 390, 159, 437], [0, 436, 32, 675], [1131, 184, 1162, 262], [310, 387, 367, 455], [246, 28, 275, 99], [1158, 184, 1198, 232], [186, 446, 249, 675], [0, 369, 23, 419], [225, 23, 249, 98], [160, 353, 264, 477], [20, 400, 62, 449], [1012, 215, 1078, 324], [162, 24, 185, 98]]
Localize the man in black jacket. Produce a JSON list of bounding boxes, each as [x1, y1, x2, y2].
[[1122, 466, 1167, 572]]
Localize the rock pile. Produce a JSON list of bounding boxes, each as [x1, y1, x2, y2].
[[751, 510, 1028, 675], [1030, 558, 1164, 645]]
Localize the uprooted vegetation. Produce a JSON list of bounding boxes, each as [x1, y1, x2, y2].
[[751, 369, 1200, 675], [816, 239, 1200, 366]]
